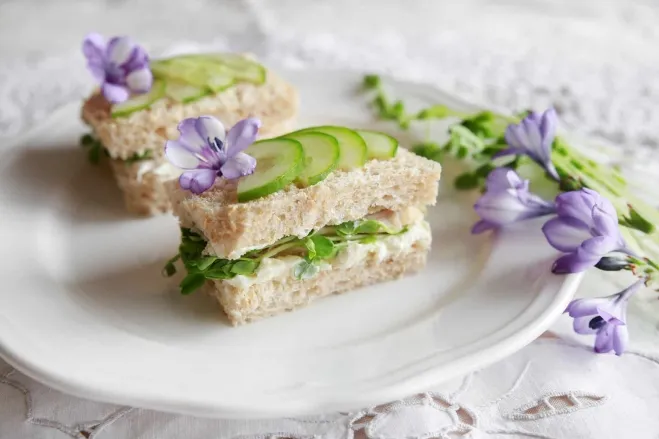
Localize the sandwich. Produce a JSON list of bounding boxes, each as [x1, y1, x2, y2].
[[163, 115, 442, 325], [79, 33, 297, 215]]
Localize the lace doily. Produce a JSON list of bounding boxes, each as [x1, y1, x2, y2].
[[2, 1, 659, 438]]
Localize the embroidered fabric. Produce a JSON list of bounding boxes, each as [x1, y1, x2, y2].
[[2, 1, 659, 438]]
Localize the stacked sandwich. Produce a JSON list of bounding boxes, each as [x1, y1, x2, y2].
[[164, 120, 442, 325], [81, 51, 297, 215]]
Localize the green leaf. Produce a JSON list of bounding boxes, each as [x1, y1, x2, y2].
[[309, 235, 335, 259], [336, 221, 357, 236], [194, 256, 217, 271], [162, 254, 180, 277], [293, 259, 320, 280], [416, 105, 462, 120], [412, 142, 442, 161], [230, 259, 259, 275], [448, 125, 485, 155], [124, 150, 154, 164], [359, 235, 378, 244], [87, 144, 101, 164], [179, 273, 206, 295], [205, 263, 234, 279], [621, 205, 656, 234], [454, 173, 480, 190], [363, 74, 381, 89], [355, 220, 382, 234], [304, 237, 317, 260], [80, 134, 94, 146]]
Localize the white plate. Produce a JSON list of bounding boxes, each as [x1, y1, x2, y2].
[[0, 69, 582, 418]]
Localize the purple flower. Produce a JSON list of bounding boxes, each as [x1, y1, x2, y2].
[[542, 188, 632, 274], [165, 116, 260, 194], [565, 279, 643, 355], [472, 168, 556, 234], [495, 108, 559, 181], [82, 33, 152, 103]]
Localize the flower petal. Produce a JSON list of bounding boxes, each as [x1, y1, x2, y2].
[[82, 32, 106, 62], [485, 167, 519, 191], [492, 147, 527, 159], [612, 325, 629, 356], [539, 108, 557, 141], [542, 216, 591, 252], [179, 169, 217, 194], [471, 220, 496, 234], [594, 326, 614, 354], [504, 124, 528, 150], [121, 45, 149, 72], [195, 116, 226, 146], [474, 189, 529, 225], [126, 67, 153, 93], [220, 152, 257, 180], [226, 118, 261, 155], [177, 118, 208, 151], [106, 36, 136, 66], [551, 251, 599, 274], [87, 62, 106, 82], [566, 297, 609, 318], [521, 117, 544, 159], [579, 235, 618, 259], [101, 82, 129, 103], [592, 204, 621, 240], [165, 140, 201, 169], [556, 190, 598, 226], [573, 316, 599, 334]]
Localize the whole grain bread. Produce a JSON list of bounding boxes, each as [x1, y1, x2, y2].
[[206, 238, 429, 325], [81, 68, 298, 160], [167, 148, 442, 259]]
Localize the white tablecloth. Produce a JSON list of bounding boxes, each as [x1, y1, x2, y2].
[[1, 1, 659, 438]]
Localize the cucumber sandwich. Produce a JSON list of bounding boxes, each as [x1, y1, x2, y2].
[[81, 52, 298, 216], [163, 123, 442, 325]]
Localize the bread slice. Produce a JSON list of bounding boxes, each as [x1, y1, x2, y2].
[[81, 62, 298, 216], [206, 220, 431, 325], [167, 148, 442, 259]]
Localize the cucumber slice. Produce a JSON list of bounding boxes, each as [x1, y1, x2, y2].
[[165, 81, 210, 103], [206, 72, 235, 93], [284, 132, 340, 186], [152, 54, 266, 87], [356, 130, 399, 159], [237, 138, 305, 202], [298, 126, 367, 170], [110, 80, 166, 118]]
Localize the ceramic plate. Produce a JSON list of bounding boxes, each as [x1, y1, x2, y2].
[[0, 69, 582, 418]]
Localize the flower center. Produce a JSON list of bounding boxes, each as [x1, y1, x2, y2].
[[589, 316, 606, 330], [210, 137, 225, 154]]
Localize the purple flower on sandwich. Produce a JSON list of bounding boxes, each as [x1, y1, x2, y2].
[[542, 188, 634, 274], [495, 108, 560, 181], [82, 33, 152, 103], [565, 279, 643, 355], [471, 167, 556, 234], [165, 116, 260, 194]]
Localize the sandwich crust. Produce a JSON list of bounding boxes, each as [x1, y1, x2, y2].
[[206, 237, 429, 325], [167, 148, 442, 258]]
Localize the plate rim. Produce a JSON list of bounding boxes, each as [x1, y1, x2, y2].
[[0, 68, 583, 417]]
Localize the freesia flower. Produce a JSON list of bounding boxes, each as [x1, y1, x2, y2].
[[495, 108, 560, 181], [565, 279, 643, 355], [82, 33, 152, 103], [542, 188, 633, 274], [471, 168, 556, 234], [165, 116, 260, 194]]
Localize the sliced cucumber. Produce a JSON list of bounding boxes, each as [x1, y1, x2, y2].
[[298, 126, 367, 170], [111, 80, 166, 118], [152, 54, 266, 87], [237, 139, 305, 202], [356, 130, 399, 159], [206, 72, 235, 93], [165, 81, 210, 103], [283, 132, 340, 186]]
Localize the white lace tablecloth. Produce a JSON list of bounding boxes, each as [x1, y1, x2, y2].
[[2, 1, 659, 438]]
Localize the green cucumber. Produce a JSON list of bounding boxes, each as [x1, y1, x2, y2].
[[283, 132, 340, 186], [237, 138, 305, 202], [356, 130, 399, 159], [165, 81, 210, 103], [298, 126, 367, 170], [111, 80, 166, 118]]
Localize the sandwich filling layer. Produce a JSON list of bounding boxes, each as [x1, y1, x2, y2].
[[165, 207, 431, 294]]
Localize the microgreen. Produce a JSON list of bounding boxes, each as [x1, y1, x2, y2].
[[79, 133, 106, 165], [124, 150, 154, 164], [164, 219, 409, 294]]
